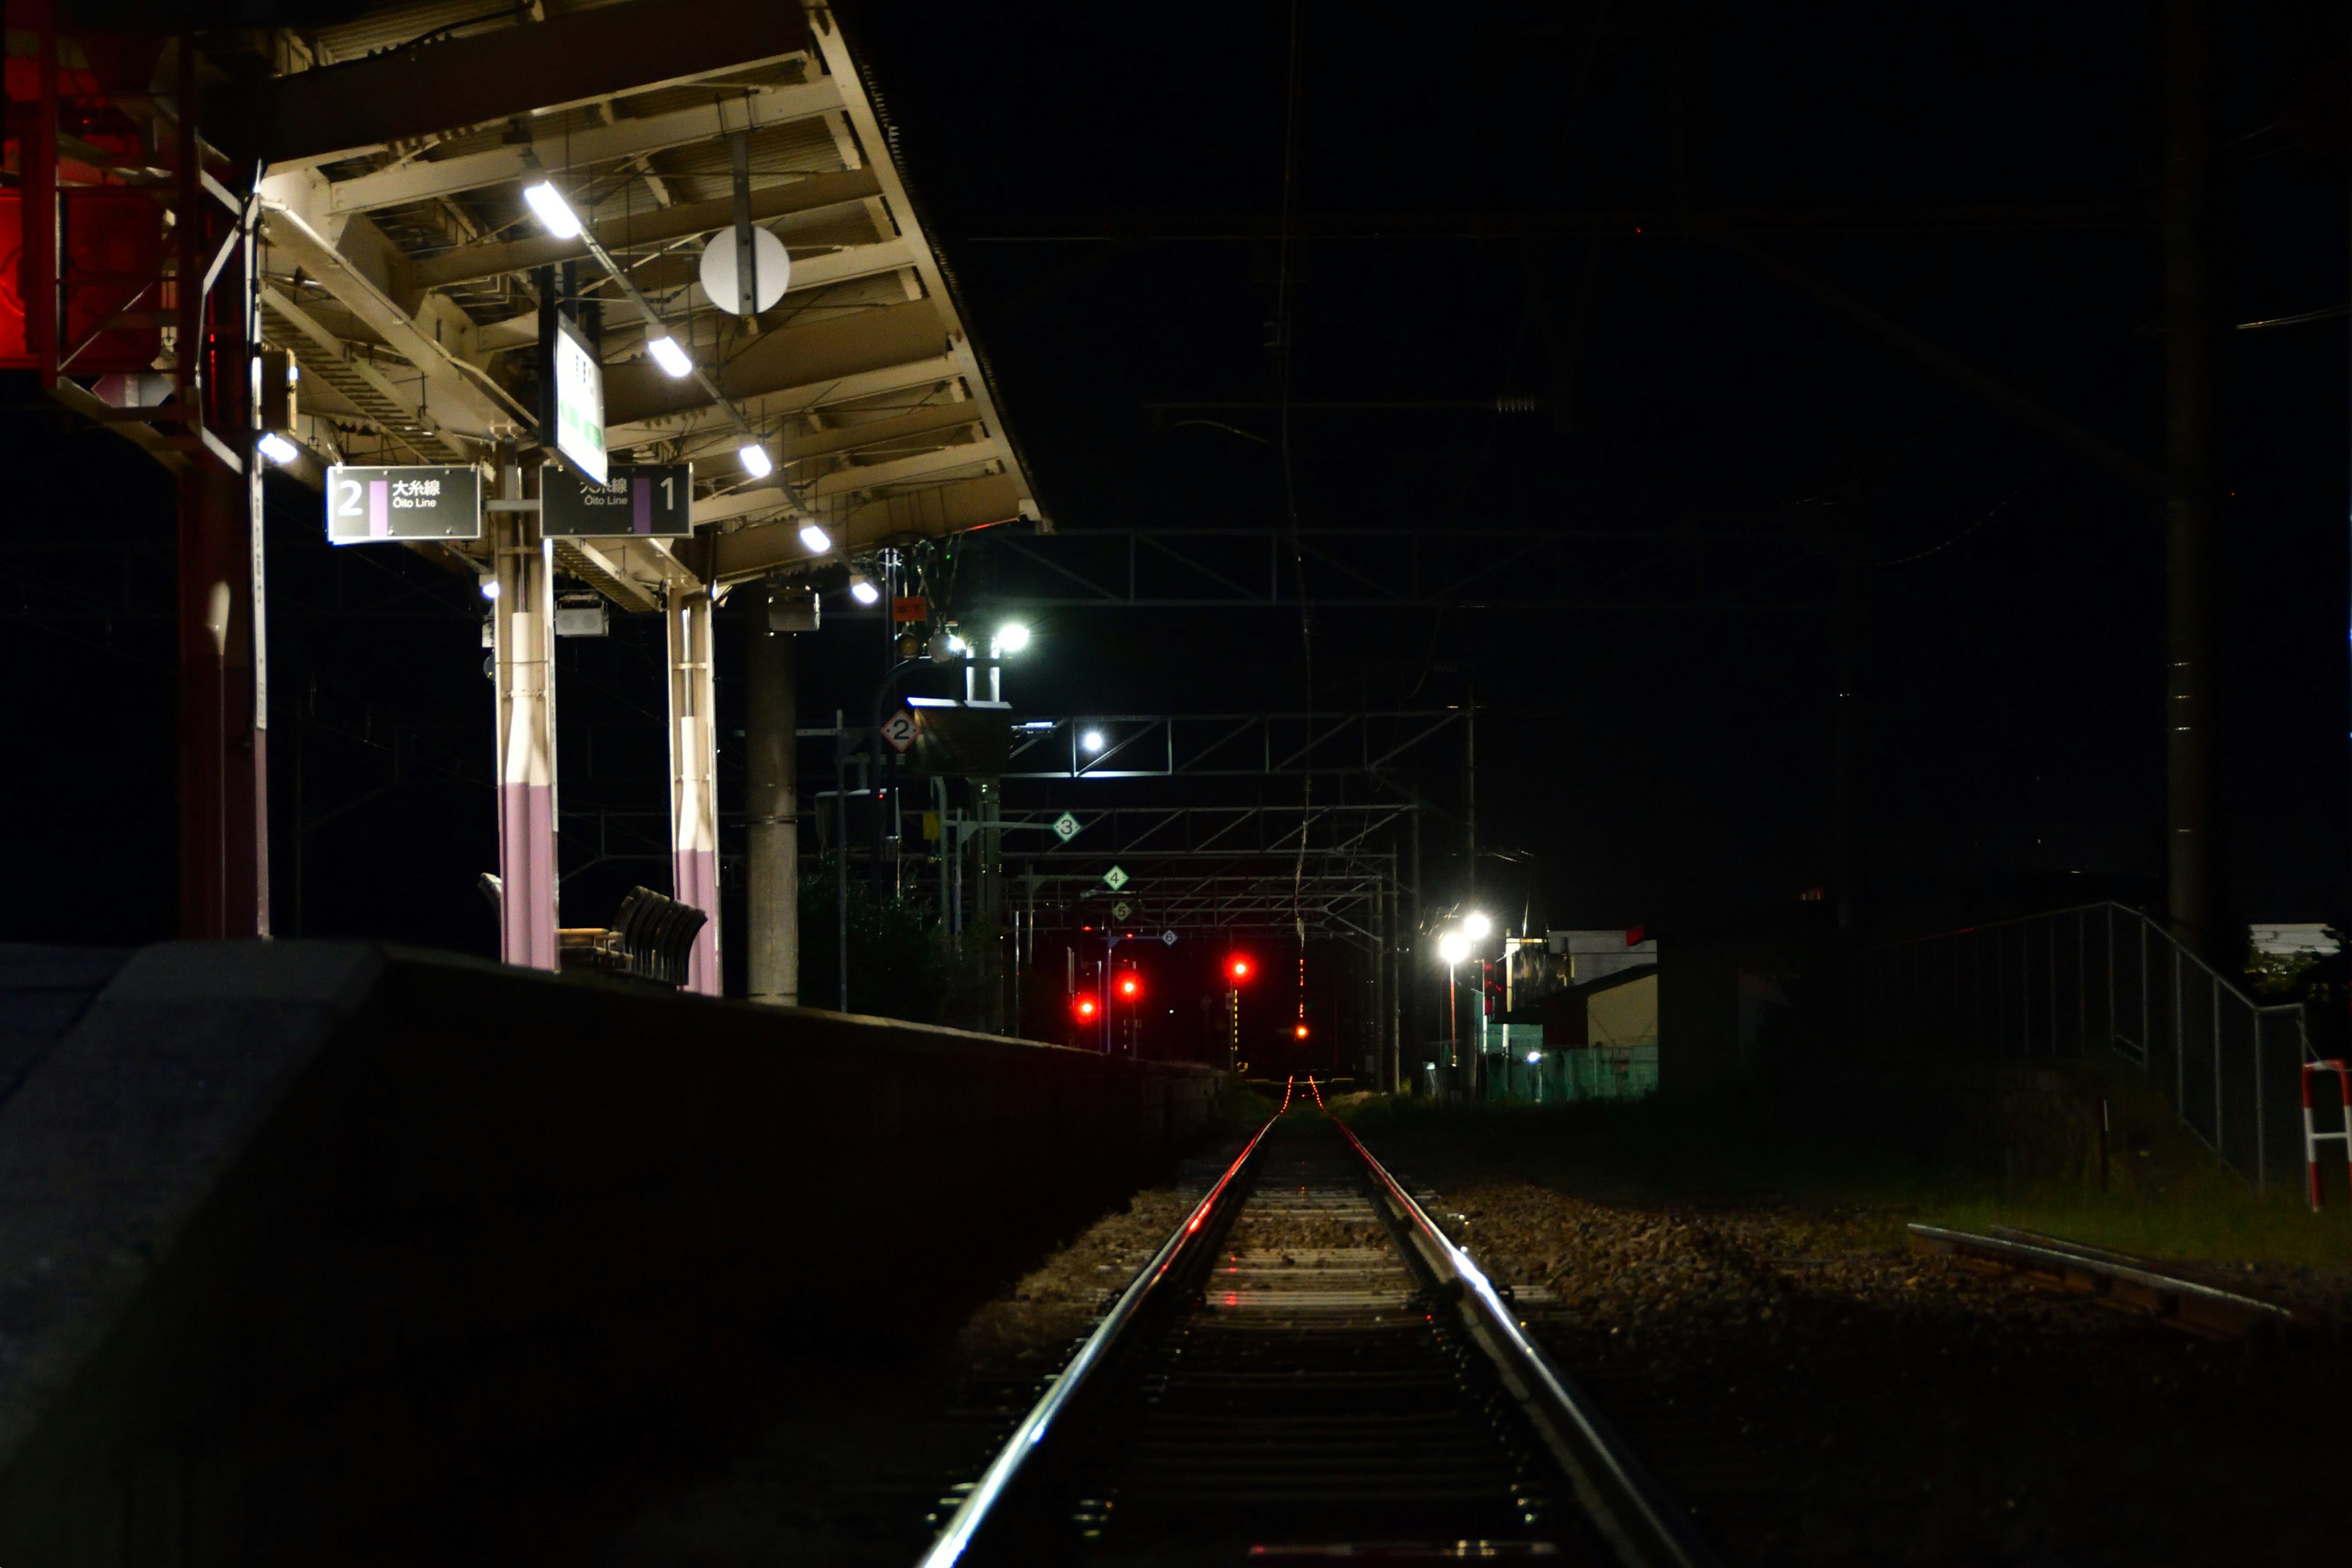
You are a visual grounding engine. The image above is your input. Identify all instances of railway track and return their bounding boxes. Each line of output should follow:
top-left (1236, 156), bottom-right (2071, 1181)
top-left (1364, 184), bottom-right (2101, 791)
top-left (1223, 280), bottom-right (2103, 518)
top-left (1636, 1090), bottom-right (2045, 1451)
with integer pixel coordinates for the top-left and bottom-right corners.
top-left (920, 1099), bottom-right (1722, 1567)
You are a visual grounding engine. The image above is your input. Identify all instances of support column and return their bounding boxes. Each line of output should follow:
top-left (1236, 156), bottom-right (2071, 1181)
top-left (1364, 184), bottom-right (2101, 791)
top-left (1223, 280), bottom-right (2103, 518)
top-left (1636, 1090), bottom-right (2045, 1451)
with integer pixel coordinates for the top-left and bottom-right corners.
top-left (492, 455), bottom-right (557, 968)
top-left (745, 580), bottom-right (799, 1005)
top-left (668, 586), bottom-right (722, 996)
top-left (172, 37), bottom-right (268, 938)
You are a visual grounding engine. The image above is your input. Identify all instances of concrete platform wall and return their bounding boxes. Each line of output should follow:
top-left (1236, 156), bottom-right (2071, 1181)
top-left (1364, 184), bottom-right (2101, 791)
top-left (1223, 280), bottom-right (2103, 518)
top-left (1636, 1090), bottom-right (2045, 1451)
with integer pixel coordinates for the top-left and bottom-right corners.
top-left (0, 941), bottom-right (1226, 1566)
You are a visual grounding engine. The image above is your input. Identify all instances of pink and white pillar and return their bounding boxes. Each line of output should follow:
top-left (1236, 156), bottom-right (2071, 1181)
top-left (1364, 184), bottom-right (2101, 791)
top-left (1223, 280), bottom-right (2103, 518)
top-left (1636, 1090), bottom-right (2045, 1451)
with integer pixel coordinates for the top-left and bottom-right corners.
top-left (667, 585), bottom-right (722, 996)
top-left (492, 461), bottom-right (559, 969)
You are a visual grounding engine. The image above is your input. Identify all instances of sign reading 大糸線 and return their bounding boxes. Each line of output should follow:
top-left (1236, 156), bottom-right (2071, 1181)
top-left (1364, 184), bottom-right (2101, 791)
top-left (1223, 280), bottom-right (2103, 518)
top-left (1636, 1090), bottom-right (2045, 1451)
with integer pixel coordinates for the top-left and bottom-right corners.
top-left (551, 315), bottom-right (606, 485)
top-left (325, 464), bottom-right (482, 543)
top-left (541, 462), bottom-right (693, 538)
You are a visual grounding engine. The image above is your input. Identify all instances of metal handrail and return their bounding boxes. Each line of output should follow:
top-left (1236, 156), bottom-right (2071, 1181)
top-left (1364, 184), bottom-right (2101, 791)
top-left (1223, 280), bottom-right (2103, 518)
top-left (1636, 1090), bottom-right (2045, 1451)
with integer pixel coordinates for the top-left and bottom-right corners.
top-left (916, 1115), bottom-right (1275, 1567)
top-left (1335, 1118), bottom-right (1727, 1568)
top-left (1861, 900), bottom-right (2316, 1188)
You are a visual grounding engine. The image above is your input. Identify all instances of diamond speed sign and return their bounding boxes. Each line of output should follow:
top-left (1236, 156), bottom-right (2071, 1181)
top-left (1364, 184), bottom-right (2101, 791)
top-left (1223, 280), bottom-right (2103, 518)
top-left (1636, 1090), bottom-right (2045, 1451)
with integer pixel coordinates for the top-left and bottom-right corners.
top-left (1051, 811), bottom-right (1082, 843)
top-left (1102, 864), bottom-right (1130, 892)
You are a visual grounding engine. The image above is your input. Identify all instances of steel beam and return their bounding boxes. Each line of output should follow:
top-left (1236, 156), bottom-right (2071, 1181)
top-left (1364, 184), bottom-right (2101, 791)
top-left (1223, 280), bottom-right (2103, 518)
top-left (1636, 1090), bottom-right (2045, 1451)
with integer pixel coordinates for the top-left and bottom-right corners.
top-left (405, 169), bottom-right (886, 296)
top-left (326, 81), bottom-right (843, 214)
top-left (710, 474), bottom-right (1029, 582)
top-left (246, 0), bottom-right (816, 171)
top-left (605, 298), bottom-right (946, 426)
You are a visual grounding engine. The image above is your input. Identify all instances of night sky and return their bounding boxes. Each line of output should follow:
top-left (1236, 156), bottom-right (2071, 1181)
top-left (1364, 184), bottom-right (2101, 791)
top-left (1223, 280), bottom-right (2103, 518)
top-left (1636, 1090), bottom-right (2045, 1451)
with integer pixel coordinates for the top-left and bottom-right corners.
top-left (2, 2), bottom-right (2346, 1066)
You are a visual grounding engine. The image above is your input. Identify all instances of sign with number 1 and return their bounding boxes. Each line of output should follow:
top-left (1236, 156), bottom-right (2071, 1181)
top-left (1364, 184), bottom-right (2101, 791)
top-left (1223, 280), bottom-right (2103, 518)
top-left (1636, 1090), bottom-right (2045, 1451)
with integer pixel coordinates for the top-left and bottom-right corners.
top-left (541, 462), bottom-right (693, 538)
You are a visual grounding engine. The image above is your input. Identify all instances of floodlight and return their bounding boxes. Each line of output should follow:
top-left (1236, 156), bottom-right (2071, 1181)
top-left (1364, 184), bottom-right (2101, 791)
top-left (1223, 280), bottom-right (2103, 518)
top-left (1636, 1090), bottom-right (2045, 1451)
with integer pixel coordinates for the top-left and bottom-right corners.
top-left (994, 622), bottom-right (1031, 654)
top-left (1462, 910), bottom-right (1493, 941)
top-left (1080, 729), bottom-right (1106, 753)
top-left (1437, 930), bottom-right (1469, 965)
top-left (798, 522), bottom-right (832, 554)
top-left (646, 335), bottom-right (693, 378)
top-left (848, 575), bottom-right (881, 606)
top-left (256, 431), bottom-right (299, 466)
top-left (738, 442), bottom-right (774, 478)
top-left (946, 633), bottom-right (968, 654)
top-left (521, 181), bottom-right (582, 240)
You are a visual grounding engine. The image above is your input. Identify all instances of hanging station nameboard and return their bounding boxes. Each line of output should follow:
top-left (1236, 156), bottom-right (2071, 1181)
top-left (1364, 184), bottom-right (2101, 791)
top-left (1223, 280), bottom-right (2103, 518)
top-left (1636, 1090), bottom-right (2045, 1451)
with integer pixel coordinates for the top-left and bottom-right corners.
top-left (549, 314), bottom-right (607, 485)
top-left (541, 462), bottom-right (694, 538)
top-left (324, 464), bottom-right (483, 543)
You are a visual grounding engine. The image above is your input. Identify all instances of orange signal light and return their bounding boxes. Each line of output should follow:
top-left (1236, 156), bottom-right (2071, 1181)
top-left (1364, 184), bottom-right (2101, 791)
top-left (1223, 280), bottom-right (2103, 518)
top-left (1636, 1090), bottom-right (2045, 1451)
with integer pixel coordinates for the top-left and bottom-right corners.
top-left (1294, 1023), bottom-right (1310, 1039)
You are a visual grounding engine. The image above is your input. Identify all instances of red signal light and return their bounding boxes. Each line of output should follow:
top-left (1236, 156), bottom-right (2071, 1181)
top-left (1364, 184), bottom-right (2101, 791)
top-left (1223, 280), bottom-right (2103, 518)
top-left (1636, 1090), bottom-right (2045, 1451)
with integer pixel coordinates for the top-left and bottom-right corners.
top-left (1116, 973), bottom-right (1143, 1002)
top-left (1072, 996), bottom-right (1099, 1022)
top-left (1227, 956), bottom-right (1253, 982)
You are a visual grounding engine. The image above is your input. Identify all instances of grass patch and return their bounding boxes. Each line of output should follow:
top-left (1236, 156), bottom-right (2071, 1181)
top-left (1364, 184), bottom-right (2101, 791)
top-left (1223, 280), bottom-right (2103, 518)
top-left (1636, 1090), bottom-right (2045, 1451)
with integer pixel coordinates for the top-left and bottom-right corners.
top-left (1333, 1086), bottom-right (2352, 1269)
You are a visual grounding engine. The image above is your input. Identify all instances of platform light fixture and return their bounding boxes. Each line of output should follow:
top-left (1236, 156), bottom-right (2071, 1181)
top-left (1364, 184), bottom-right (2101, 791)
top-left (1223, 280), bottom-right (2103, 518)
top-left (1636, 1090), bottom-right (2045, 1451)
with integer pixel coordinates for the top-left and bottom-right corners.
top-left (646, 335), bottom-right (693, 379)
top-left (738, 442), bottom-right (774, 479)
top-left (256, 431), bottom-right (299, 466)
top-left (797, 521), bottom-right (832, 554)
top-left (1526, 1050), bottom-right (1543, 1065)
top-left (521, 180), bottom-right (582, 239)
top-left (479, 578), bottom-right (500, 601)
top-left (848, 573), bottom-right (881, 606)
top-left (1080, 728), bottom-right (1106, 754)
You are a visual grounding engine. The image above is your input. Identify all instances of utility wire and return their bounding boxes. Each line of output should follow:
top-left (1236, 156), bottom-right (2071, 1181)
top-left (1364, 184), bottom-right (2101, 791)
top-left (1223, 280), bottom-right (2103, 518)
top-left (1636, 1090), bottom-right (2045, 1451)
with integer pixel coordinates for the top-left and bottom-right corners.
top-left (1275, 0), bottom-right (1314, 1009)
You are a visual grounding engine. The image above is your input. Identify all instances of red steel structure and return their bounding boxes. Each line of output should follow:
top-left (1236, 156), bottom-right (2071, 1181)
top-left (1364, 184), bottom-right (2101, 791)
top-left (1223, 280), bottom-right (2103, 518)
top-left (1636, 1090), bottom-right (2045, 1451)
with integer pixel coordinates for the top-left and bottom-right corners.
top-left (9, 6), bottom-right (266, 936)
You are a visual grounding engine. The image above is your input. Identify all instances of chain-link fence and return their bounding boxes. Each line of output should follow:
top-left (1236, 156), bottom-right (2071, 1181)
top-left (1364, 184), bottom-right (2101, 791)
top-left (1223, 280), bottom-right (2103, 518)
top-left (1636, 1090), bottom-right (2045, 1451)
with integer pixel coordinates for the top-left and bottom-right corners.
top-left (1857, 902), bottom-right (2312, 1189)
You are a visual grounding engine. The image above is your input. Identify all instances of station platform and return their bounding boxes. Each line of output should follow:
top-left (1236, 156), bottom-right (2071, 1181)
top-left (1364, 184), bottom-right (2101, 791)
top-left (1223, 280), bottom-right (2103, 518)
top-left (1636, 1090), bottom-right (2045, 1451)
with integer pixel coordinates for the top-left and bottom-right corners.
top-left (0, 941), bottom-right (1225, 1564)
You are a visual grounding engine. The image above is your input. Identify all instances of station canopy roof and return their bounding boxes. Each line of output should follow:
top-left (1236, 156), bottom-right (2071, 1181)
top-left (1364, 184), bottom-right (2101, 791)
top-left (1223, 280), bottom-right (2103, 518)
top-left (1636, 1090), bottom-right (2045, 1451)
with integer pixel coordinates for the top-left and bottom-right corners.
top-left (206, 0), bottom-right (1039, 609)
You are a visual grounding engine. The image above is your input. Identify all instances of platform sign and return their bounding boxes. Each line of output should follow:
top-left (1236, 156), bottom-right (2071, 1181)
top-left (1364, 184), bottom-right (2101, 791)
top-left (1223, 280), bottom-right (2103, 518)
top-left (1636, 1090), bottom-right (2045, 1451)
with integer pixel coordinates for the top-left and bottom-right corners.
top-left (1102, 864), bottom-right (1130, 892)
top-left (881, 708), bottom-right (921, 753)
top-left (542, 462), bottom-right (692, 538)
top-left (1051, 811), bottom-right (1082, 843)
top-left (549, 314), bottom-right (606, 484)
top-left (325, 464), bottom-right (481, 543)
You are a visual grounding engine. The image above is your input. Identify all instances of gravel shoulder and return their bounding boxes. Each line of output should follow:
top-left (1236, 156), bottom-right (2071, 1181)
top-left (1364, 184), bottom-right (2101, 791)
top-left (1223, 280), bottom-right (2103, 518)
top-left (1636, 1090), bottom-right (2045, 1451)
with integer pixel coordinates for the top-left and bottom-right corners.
top-left (1358, 1117), bottom-right (2352, 1567)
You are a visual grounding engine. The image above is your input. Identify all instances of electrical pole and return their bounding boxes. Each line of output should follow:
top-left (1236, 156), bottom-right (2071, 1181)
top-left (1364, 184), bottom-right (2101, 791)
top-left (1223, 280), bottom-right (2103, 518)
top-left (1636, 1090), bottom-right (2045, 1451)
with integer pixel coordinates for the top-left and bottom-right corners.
top-left (2164, 0), bottom-right (2222, 960)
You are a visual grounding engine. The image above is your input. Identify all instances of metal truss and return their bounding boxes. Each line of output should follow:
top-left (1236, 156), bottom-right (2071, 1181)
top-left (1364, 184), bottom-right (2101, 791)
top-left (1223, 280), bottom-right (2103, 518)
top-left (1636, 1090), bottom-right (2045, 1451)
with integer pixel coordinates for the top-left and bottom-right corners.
top-left (984, 802), bottom-right (1413, 857)
top-left (965, 527), bottom-right (1826, 612)
top-left (1023, 869), bottom-right (1395, 946)
top-left (1001, 710), bottom-right (1466, 780)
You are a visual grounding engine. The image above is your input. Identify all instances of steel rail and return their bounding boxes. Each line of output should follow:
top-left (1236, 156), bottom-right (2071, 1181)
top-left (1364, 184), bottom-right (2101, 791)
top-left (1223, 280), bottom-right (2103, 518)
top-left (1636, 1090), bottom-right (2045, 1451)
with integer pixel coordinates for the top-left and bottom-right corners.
top-left (1334, 1117), bottom-right (1728, 1568)
top-left (916, 1115), bottom-right (1277, 1568)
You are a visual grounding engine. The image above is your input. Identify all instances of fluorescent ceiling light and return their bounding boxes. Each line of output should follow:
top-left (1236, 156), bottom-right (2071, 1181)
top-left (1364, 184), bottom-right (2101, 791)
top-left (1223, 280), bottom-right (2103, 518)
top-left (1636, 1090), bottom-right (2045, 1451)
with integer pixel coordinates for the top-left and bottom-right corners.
top-left (738, 442), bottom-right (773, 478)
top-left (256, 431), bottom-right (299, 465)
top-left (522, 181), bottom-right (581, 239)
top-left (646, 335), bottom-right (693, 378)
top-left (848, 575), bottom-right (880, 606)
top-left (798, 522), bottom-right (832, 554)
